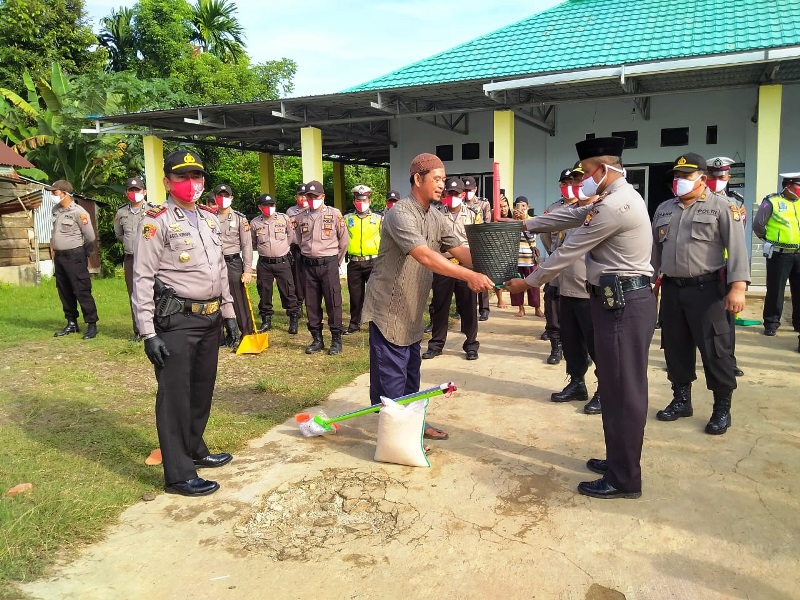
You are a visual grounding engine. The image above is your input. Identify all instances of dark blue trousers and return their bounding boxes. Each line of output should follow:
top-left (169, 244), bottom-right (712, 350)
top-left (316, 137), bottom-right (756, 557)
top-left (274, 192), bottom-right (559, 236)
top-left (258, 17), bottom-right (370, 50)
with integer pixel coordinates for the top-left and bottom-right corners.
top-left (369, 322), bottom-right (421, 406)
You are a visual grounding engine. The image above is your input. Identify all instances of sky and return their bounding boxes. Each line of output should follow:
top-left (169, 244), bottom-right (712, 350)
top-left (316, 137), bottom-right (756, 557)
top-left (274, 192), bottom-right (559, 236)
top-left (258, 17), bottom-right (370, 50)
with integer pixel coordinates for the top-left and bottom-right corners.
top-left (83, 0), bottom-right (563, 97)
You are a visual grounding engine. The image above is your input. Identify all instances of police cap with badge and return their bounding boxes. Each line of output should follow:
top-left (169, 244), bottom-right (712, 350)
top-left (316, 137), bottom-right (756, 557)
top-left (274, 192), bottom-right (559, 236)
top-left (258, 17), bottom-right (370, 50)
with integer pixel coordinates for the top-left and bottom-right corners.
top-left (444, 177), bottom-right (465, 194)
top-left (126, 176), bottom-right (145, 190)
top-left (671, 152), bottom-right (707, 173)
top-left (164, 150), bottom-right (207, 175)
top-left (214, 184), bottom-right (233, 196)
top-left (707, 156), bottom-right (735, 175)
top-left (461, 176), bottom-right (478, 191)
top-left (558, 168), bottom-right (572, 182)
top-left (257, 193), bottom-right (275, 206)
top-left (352, 185), bottom-right (371, 199)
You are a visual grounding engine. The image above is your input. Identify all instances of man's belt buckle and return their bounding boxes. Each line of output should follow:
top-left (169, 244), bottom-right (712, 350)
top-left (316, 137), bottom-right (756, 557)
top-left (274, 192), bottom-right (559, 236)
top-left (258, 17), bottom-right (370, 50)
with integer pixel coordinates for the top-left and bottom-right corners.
top-left (191, 300), bottom-right (220, 315)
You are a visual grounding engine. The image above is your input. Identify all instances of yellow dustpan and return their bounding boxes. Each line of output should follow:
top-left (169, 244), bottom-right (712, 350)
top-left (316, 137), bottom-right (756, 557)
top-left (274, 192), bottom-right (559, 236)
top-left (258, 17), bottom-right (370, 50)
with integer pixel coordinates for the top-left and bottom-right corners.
top-left (236, 284), bottom-right (269, 354)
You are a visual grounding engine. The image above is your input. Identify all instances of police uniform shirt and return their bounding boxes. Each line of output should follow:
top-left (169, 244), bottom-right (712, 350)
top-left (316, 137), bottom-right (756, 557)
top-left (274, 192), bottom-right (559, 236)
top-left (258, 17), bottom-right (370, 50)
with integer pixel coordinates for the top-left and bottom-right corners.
top-left (251, 212), bottom-right (294, 258)
top-left (218, 210), bottom-right (254, 268)
top-left (114, 203), bottom-right (146, 255)
top-left (466, 196), bottom-right (492, 223)
top-left (522, 178), bottom-right (654, 288)
top-left (132, 199), bottom-right (235, 337)
top-left (295, 205), bottom-right (349, 259)
top-left (344, 210), bottom-right (383, 257)
top-left (52, 201), bottom-right (96, 251)
top-left (286, 205), bottom-right (304, 220)
top-left (438, 204), bottom-right (482, 258)
top-left (651, 189), bottom-right (750, 284)
top-left (540, 198), bottom-right (566, 254)
top-left (547, 211), bottom-right (589, 299)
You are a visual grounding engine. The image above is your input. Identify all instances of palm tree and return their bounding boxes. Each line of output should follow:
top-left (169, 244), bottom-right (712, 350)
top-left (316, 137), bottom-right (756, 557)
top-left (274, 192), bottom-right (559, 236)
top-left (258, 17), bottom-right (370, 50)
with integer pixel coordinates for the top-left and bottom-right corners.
top-left (98, 7), bottom-right (139, 73)
top-left (189, 0), bottom-right (246, 64)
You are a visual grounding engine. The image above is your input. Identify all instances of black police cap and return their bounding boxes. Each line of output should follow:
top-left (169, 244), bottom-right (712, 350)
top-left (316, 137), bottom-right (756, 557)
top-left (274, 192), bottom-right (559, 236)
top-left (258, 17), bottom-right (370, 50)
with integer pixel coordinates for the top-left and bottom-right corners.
top-left (257, 194), bottom-right (275, 205)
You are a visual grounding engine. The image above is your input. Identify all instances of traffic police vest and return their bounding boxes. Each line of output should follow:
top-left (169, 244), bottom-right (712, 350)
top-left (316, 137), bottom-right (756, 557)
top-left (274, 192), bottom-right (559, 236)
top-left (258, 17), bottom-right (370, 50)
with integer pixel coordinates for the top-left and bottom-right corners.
top-left (764, 194), bottom-right (800, 247)
top-left (346, 212), bottom-right (382, 256)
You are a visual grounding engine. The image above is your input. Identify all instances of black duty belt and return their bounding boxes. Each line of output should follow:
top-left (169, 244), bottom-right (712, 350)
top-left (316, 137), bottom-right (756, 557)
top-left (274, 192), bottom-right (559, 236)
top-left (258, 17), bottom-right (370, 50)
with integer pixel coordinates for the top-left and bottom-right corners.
top-left (588, 275), bottom-right (651, 297)
top-left (260, 254), bottom-right (290, 264)
top-left (662, 272), bottom-right (718, 287)
top-left (348, 255), bottom-right (376, 262)
top-left (769, 240), bottom-right (800, 250)
top-left (302, 255), bottom-right (337, 266)
top-left (175, 297), bottom-right (221, 316)
top-left (773, 247), bottom-right (800, 254)
top-left (223, 253), bottom-right (241, 262)
top-left (54, 248), bottom-right (84, 257)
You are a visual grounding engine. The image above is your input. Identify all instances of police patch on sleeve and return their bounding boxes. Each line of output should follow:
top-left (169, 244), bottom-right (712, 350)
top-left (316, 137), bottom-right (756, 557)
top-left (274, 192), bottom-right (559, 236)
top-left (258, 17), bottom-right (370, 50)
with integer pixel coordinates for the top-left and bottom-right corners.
top-left (142, 223), bottom-right (157, 240)
top-left (729, 204), bottom-right (740, 221)
top-left (583, 208), bottom-right (599, 227)
top-left (80, 214), bottom-right (89, 226)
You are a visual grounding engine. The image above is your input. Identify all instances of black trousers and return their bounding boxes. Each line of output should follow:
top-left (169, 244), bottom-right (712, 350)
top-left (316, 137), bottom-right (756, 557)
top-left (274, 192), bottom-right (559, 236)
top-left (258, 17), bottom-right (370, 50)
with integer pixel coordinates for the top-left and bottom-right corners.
top-left (123, 253), bottom-right (138, 335)
top-left (661, 279), bottom-right (736, 392)
top-left (290, 244), bottom-right (305, 305)
top-left (346, 259), bottom-right (374, 328)
top-left (543, 284), bottom-right (560, 341)
top-left (257, 257), bottom-right (299, 318)
top-left (153, 311), bottom-right (221, 484)
top-left (560, 296), bottom-right (595, 378)
top-left (54, 248), bottom-right (98, 323)
top-left (763, 251), bottom-right (800, 332)
top-left (303, 257), bottom-right (343, 333)
top-left (478, 290), bottom-right (490, 312)
top-left (427, 272), bottom-right (479, 353)
top-left (223, 255), bottom-right (254, 336)
top-left (591, 287), bottom-right (656, 494)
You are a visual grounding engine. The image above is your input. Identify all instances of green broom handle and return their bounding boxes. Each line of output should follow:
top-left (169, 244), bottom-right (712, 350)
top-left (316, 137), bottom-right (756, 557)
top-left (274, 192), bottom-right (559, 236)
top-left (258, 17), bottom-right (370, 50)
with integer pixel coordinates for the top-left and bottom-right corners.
top-left (326, 382), bottom-right (456, 424)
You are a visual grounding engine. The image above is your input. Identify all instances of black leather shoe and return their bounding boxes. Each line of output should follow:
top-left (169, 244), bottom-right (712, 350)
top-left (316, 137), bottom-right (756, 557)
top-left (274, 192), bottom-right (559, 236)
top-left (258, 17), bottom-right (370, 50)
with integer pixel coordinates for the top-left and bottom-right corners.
top-left (424, 323), bottom-right (433, 334)
top-left (258, 316), bottom-right (272, 333)
top-left (586, 458), bottom-right (607, 474)
top-left (54, 320), bottom-right (79, 337)
top-left (656, 383), bottom-right (693, 421)
top-left (577, 477), bottom-right (640, 499)
top-left (465, 350), bottom-right (479, 360)
top-left (342, 325), bottom-right (360, 336)
top-left (764, 328), bottom-right (777, 336)
top-left (165, 477), bottom-right (220, 496)
top-left (583, 391), bottom-right (601, 415)
top-left (422, 349), bottom-right (442, 360)
top-left (540, 330), bottom-right (551, 341)
top-left (551, 377), bottom-right (588, 402)
top-left (478, 309), bottom-right (489, 321)
top-left (288, 315), bottom-right (299, 335)
top-left (193, 453), bottom-right (233, 468)
top-left (82, 323), bottom-right (97, 340)
top-left (733, 366), bottom-right (744, 377)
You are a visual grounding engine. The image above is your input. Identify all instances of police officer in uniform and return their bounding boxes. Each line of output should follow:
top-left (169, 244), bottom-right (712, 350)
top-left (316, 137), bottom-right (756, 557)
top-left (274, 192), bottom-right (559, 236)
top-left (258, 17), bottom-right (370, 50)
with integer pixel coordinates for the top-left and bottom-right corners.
top-left (251, 194), bottom-right (300, 334)
top-left (652, 153), bottom-right (749, 435)
top-left (50, 179), bottom-right (99, 339)
top-left (343, 185), bottom-right (383, 335)
top-left (707, 156), bottom-right (746, 377)
top-left (506, 137), bottom-right (656, 499)
top-left (463, 175), bottom-right (492, 321)
top-left (132, 150), bottom-right (237, 497)
top-left (286, 183), bottom-right (308, 310)
top-left (295, 180), bottom-right (349, 355)
top-left (753, 172), bottom-right (800, 351)
top-left (213, 184), bottom-right (254, 344)
top-left (423, 177), bottom-right (482, 360)
top-left (385, 190), bottom-right (401, 211)
top-left (114, 176), bottom-right (147, 341)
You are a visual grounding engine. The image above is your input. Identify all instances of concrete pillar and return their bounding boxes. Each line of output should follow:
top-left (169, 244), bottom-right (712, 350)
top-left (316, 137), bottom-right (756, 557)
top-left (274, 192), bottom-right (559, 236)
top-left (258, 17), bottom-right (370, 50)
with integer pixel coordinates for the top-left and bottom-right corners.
top-left (493, 110), bottom-right (515, 202)
top-left (143, 135), bottom-right (165, 204)
top-left (258, 152), bottom-right (276, 195)
top-left (385, 167), bottom-right (391, 195)
top-left (301, 126), bottom-right (323, 183)
top-left (755, 85), bottom-right (782, 207)
top-left (332, 161), bottom-right (346, 213)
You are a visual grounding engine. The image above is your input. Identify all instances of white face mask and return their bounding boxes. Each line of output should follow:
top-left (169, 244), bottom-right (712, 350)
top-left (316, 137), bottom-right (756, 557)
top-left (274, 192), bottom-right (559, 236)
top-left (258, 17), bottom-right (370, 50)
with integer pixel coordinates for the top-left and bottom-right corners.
top-left (582, 164), bottom-right (624, 196)
top-left (673, 176), bottom-right (701, 198)
top-left (127, 191), bottom-right (145, 203)
top-left (466, 191), bottom-right (476, 201)
top-left (310, 198), bottom-right (324, 210)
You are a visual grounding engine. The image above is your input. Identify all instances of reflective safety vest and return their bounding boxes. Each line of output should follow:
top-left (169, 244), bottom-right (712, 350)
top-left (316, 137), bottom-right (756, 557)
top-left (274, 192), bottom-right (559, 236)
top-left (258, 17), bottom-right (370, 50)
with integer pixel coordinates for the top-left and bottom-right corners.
top-left (764, 194), bottom-right (800, 247)
top-left (346, 212), bottom-right (382, 256)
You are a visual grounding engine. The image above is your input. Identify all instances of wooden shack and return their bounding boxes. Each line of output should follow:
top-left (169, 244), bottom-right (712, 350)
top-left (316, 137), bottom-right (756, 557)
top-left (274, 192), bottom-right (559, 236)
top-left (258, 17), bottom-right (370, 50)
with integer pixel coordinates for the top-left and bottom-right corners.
top-left (0, 144), bottom-right (40, 285)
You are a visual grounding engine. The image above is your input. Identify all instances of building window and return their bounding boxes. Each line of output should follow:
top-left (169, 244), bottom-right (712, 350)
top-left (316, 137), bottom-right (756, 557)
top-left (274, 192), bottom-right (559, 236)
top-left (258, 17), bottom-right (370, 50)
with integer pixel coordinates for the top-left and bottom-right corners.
top-left (489, 142), bottom-right (494, 159)
top-left (462, 143), bottom-right (480, 160)
top-left (661, 127), bottom-right (689, 147)
top-left (611, 130), bottom-right (638, 149)
top-left (585, 133), bottom-right (595, 140)
top-left (436, 144), bottom-right (453, 162)
top-left (706, 126), bottom-right (718, 145)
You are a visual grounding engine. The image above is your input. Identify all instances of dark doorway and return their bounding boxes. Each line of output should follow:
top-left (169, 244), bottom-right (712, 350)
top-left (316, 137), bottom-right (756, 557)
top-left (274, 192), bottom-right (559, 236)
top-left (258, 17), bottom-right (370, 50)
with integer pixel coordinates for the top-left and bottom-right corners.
top-left (647, 162), bottom-right (676, 219)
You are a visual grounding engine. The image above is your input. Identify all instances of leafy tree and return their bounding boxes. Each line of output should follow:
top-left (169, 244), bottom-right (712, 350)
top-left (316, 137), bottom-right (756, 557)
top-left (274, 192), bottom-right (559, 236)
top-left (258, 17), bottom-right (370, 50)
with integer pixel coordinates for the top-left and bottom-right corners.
top-left (98, 7), bottom-right (139, 73)
top-left (0, 0), bottom-right (106, 91)
top-left (189, 0), bottom-right (245, 64)
top-left (132, 0), bottom-right (193, 79)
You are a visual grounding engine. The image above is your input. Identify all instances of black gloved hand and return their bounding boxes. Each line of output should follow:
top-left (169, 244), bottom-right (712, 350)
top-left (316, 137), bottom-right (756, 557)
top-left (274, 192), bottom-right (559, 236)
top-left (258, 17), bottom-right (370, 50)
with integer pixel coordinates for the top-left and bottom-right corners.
top-left (144, 335), bottom-right (170, 368)
top-left (223, 318), bottom-right (240, 352)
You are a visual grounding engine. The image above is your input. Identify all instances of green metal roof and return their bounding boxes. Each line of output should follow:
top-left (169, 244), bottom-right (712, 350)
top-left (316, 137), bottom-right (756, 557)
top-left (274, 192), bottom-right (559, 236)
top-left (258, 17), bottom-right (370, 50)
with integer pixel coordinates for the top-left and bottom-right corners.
top-left (345, 0), bottom-right (800, 92)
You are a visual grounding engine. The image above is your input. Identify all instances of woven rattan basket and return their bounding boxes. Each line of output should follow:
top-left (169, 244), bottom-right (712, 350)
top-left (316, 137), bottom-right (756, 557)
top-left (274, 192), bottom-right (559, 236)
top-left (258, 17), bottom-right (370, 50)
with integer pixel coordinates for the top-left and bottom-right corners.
top-left (464, 221), bottom-right (522, 285)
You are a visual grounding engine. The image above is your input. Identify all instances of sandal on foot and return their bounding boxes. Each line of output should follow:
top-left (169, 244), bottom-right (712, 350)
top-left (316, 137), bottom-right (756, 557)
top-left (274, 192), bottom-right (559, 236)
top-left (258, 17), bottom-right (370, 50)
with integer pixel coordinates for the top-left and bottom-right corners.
top-left (424, 426), bottom-right (449, 440)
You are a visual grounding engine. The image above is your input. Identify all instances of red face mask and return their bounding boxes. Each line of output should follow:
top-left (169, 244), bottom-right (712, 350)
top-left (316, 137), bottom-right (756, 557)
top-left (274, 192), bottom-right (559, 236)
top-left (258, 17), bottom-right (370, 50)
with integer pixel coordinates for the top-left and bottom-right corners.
top-left (442, 194), bottom-right (463, 209)
top-left (214, 195), bottom-right (232, 209)
top-left (126, 190), bottom-right (145, 203)
top-left (707, 179), bottom-right (728, 193)
top-left (297, 197), bottom-right (308, 208)
top-left (559, 184), bottom-right (572, 199)
top-left (386, 201), bottom-right (395, 210)
top-left (787, 184), bottom-right (800, 198)
top-left (260, 206), bottom-right (275, 217)
top-left (354, 201), bottom-right (370, 213)
top-left (170, 178), bottom-right (204, 203)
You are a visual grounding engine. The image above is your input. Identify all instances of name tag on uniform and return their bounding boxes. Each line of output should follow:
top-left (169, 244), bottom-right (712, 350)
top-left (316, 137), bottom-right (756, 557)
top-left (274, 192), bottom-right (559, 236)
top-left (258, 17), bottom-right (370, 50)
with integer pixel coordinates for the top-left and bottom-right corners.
top-left (301, 225), bottom-right (309, 234)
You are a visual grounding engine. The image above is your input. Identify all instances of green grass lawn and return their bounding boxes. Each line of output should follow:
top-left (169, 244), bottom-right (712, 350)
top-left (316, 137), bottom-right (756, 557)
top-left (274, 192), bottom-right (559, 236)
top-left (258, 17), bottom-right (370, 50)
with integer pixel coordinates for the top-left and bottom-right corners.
top-left (0, 276), bottom-right (369, 594)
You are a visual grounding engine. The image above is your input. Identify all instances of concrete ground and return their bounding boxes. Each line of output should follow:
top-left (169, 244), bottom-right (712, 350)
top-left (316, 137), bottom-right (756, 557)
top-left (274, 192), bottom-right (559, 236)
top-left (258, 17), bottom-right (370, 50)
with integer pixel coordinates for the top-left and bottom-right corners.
top-left (22, 300), bottom-right (800, 600)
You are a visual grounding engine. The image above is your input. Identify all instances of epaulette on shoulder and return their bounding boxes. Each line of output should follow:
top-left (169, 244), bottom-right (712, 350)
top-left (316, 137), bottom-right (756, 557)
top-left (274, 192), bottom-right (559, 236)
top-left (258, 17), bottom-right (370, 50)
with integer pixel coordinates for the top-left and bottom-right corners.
top-left (197, 203), bottom-right (215, 214)
top-left (233, 209), bottom-right (246, 218)
top-left (146, 204), bottom-right (167, 218)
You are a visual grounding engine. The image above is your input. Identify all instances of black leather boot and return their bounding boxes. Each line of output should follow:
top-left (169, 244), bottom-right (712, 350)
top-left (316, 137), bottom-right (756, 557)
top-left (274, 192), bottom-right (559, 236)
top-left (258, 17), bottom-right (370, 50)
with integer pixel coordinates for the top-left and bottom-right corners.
top-left (288, 314), bottom-right (299, 335)
top-left (82, 323), bottom-right (97, 340)
top-left (258, 316), bottom-right (272, 333)
top-left (54, 320), bottom-right (79, 337)
top-left (583, 390), bottom-right (601, 414)
top-left (547, 338), bottom-right (562, 364)
top-left (305, 331), bottom-right (325, 354)
top-left (551, 376), bottom-right (588, 402)
top-left (328, 331), bottom-right (343, 355)
top-left (705, 390), bottom-right (732, 435)
top-left (656, 383), bottom-right (693, 421)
